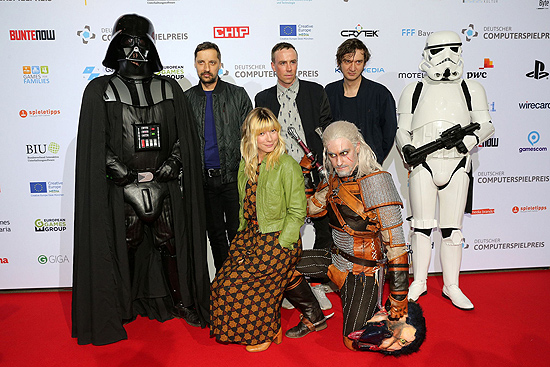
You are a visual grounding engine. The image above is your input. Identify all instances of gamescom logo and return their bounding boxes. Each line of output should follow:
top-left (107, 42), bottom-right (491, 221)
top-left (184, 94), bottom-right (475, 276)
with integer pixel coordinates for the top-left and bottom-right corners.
top-left (23, 66), bottom-right (49, 84)
top-left (76, 25), bottom-right (96, 44)
top-left (213, 26), bottom-right (249, 39)
top-left (280, 24), bottom-right (314, 40)
top-left (38, 254), bottom-right (70, 265)
top-left (512, 205), bottom-right (547, 214)
top-left (526, 60), bottom-right (549, 79)
top-left (461, 24), bottom-right (478, 42)
top-left (9, 29), bottom-right (55, 41)
top-left (0, 220), bottom-right (11, 234)
top-left (518, 131), bottom-right (548, 153)
top-left (35, 218), bottom-right (67, 232)
top-left (20, 109), bottom-right (61, 118)
top-left (30, 181), bottom-right (64, 196)
top-left (341, 24), bottom-right (379, 38)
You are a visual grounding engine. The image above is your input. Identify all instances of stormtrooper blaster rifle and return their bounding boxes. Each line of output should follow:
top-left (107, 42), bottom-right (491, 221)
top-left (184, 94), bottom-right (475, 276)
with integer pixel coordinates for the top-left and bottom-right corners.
top-left (287, 126), bottom-right (328, 182)
top-left (403, 122), bottom-right (480, 167)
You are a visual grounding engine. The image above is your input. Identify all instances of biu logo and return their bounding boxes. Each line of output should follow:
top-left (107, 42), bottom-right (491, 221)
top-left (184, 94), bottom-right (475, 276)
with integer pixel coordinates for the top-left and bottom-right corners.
top-left (526, 60), bottom-right (549, 79)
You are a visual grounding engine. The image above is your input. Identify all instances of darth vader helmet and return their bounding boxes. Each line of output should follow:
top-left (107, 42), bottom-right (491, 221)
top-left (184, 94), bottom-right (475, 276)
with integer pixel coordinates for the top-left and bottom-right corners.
top-left (102, 14), bottom-right (163, 74)
top-left (419, 31), bottom-right (463, 81)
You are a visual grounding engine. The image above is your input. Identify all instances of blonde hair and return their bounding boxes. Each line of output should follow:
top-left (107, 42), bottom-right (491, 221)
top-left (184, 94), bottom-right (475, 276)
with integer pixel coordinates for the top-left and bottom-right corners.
top-left (322, 120), bottom-right (381, 178)
top-left (240, 107), bottom-right (286, 182)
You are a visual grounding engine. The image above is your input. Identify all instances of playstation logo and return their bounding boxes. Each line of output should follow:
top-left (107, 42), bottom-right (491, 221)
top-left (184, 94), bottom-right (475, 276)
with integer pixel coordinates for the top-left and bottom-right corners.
top-left (526, 60), bottom-right (549, 79)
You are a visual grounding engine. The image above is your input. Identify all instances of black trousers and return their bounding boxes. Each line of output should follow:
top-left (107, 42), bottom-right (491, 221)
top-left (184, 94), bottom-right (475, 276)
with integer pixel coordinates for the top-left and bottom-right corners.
top-left (204, 176), bottom-right (240, 271)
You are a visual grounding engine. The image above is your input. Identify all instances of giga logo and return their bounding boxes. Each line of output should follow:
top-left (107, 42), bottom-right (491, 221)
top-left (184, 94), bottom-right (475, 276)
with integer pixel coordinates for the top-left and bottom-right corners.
top-left (38, 255), bottom-right (70, 264)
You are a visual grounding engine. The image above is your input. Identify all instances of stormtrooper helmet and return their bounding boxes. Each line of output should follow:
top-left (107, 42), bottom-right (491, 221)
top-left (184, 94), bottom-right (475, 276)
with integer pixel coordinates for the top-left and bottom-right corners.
top-left (419, 31), bottom-right (463, 81)
top-left (102, 14), bottom-right (163, 74)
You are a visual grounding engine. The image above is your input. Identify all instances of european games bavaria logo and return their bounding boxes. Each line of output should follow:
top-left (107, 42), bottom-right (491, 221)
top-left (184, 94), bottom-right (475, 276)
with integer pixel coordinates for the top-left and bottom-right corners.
top-left (23, 66), bottom-right (49, 84)
top-left (213, 26), bottom-right (249, 39)
top-left (461, 24), bottom-right (478, 42)
top-left (76, 25), bottom-right (96, 44)
top-left (341, 25), bottom-right (379, 38)
top-left (526, 60), bottom-right (549, 79)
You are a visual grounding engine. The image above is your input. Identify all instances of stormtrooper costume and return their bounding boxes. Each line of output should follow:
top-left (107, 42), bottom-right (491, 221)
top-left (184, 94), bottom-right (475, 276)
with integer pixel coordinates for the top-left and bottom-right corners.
top-left (395, 31), bottom-right (494, 310)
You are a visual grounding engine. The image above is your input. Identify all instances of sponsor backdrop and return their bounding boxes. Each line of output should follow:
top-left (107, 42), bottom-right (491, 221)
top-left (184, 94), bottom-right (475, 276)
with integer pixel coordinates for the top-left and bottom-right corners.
top-left (0, 0), bottom-right (548, 289)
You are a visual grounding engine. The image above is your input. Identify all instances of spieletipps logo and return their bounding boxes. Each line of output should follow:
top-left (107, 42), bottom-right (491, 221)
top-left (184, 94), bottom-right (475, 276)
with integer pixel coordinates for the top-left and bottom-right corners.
top-left (26, 142), bottom-right (61, 163)
top-left (30, 181), bottom-right (63, 196)
top-left (9, 29), bottom-right (55, 41)
top-left (20, 109), bottom-right (60, 118)
top-left (76, 25), bottom-right (96, 44)
top-left (512, 205), bottom-right (547, 214)
top-left (38, 254), bottom-right (70, 264)
top-left (341, 24), bottom-right (379, 38)
top-left (35, 218), bottom-right (67, 232)
top-left (213, 26), bottom-right (249, 39)
top-left (23, 66), bottom-right (49, 84)
top-left (280, 24), bottom-right (314, 40)
top-left (0, 220), bottom-right (11, 234)
top-left (526, 60), bottom-right (549, 79)
top-left (518, 131), bottom-right (548, 154)
top-left (461, 24), bottom-right (479, 42)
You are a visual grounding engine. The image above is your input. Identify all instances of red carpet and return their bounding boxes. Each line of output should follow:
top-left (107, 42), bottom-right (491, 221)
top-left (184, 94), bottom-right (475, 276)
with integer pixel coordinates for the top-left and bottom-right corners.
top-left (1, 270), bottom-right (549, 367)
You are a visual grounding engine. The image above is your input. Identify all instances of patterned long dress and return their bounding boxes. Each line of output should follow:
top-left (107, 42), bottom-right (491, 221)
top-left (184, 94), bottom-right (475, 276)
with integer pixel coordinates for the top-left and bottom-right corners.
top-left (210, 177), bottom-right (302, 345)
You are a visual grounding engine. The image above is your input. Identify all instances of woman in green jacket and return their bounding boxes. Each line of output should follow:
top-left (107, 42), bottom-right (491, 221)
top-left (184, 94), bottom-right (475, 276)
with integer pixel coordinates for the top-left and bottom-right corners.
top-left (210, 107), bottom-right (306, 352)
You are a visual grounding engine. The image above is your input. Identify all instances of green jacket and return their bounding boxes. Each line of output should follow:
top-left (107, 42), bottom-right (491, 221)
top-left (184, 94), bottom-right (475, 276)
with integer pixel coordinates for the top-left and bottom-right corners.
top-left (237, 154), bottom-right (306, 249)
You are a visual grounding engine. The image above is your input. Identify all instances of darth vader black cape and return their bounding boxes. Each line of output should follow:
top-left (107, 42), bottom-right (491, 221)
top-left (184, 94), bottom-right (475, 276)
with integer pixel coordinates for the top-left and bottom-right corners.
top-left (72, 74), bottom-right (209, 346)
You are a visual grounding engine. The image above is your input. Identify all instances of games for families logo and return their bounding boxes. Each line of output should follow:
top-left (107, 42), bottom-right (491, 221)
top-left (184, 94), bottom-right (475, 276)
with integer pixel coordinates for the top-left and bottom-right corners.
top-left (23, 65), bottom-right (49, 84)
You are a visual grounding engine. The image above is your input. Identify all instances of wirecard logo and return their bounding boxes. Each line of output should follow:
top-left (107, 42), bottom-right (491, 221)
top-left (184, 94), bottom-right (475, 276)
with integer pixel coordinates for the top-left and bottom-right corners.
top-left (76, 25), bottom-right (96, 44)
top-left (461, 24), bottom-right (478, 41)
top-left (10, 30), bottom-right (55, 41)
top-left (518, 101), bottom-right (550, 109)
top-left (526, 60), bottom-right (549, 79)
top-left (213, 26), bottom-right (249, 39)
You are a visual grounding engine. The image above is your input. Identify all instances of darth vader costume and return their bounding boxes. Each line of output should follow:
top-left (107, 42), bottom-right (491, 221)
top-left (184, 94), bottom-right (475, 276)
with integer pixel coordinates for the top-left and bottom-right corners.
top-left (72, 14), bottom-right (209, 345)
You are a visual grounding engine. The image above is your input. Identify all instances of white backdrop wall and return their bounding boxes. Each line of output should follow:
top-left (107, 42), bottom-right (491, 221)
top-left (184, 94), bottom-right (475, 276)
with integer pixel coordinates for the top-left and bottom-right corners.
top-left (0, 0), bottom-right (549, 289)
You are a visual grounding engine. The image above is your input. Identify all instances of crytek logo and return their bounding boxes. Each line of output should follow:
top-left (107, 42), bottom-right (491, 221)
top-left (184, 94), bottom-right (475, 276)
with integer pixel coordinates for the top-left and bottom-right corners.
top-left (213, 26), bottom-right (249, 39)
top-left (479, 58), bottom-right (494, 69)
top-left (76, 25), bottom-right (95, 44)
top-left (341, 25), bottom-right (378, 38)
top-left (526, 60), bottom-right (549, 79)
top-left (461, 24), bottom-right (478, 42)
top-left (402, 29), bottom-right (415, 36)
top-left (10, 30), bottom-right (55, 41)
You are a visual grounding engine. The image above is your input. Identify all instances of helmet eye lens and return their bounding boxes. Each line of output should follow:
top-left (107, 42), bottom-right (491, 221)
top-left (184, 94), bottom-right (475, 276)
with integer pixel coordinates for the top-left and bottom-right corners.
top-left (451, 46), bottom-right (459, 53)
top-left (430, 48), bottom-right (443, 55)
top-left (120, 35), bottom-right (147, 48)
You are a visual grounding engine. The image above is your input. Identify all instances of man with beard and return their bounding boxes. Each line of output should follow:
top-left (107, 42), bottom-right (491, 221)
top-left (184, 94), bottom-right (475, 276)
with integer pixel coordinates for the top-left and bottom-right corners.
top-left (72, 14), bottom-right (209, 345)
top-left (301, 121), bottom-right (425, 354)
top-left (185, 42), bottom-right (252, 272)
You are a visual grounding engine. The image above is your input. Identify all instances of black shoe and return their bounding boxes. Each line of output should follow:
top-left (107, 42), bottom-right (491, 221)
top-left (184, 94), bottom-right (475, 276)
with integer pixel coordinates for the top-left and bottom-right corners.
top-left (172, 302), bottom-right (201, 327)
top-left (285, 315), bottom-right (327, 338)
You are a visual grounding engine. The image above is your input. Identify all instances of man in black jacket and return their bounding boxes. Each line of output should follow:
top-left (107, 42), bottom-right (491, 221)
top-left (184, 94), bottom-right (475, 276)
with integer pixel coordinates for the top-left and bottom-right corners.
top-left (325, 38), bottom-right (397, 165)
top-left (255, 42), bottom-right (333, 339)
top-left (185, 42), bottom-right (252, 272)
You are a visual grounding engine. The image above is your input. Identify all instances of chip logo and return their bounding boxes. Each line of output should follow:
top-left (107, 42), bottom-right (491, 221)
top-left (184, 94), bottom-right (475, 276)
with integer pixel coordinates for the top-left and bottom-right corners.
top-left (213, 26), bottom-right (249, 39)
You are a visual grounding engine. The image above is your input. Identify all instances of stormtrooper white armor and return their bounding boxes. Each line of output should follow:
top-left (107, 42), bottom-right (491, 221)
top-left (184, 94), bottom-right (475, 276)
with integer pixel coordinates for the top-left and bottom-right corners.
top-left (395, 31), bottom-right (494, 310)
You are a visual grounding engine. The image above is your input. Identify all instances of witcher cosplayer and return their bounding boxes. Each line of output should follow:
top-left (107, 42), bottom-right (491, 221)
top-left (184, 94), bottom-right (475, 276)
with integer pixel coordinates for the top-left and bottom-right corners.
top-left (300, 121), bottom-right (425, 354)
top-left (72, 14), bottom-right (209, 345)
